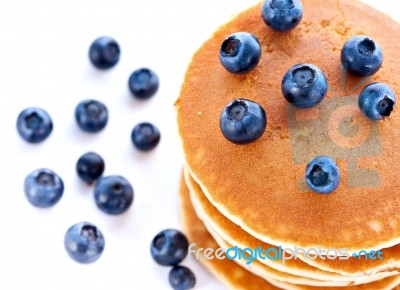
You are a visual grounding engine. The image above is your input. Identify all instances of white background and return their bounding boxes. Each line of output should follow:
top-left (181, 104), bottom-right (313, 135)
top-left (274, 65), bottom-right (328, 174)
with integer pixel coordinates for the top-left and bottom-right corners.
top-left (0, 0), bottom-right (398, 289)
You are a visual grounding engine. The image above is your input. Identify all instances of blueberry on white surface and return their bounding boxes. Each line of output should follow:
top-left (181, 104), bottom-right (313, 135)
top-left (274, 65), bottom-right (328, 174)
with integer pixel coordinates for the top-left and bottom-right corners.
top-left (64, 222), bottom-right (105, 264)
top-left (151, 229), bottom-right (189, 266)
top-left (24, 168), bottom-right (64, 208)
top-left (94, 175), bottom-right (134, 215)
top-left (75, 99), bottom-right (108, 133)
top-left (16, 107), bottom-right (53, 143)
top-left (76, 152), bottom-right (105, 184)
top-left (169, 265), bottom-right (196, 290)
top-left (89, 36), bottom-right (120, 69)
top-left (131, 122), bottom-right (161, 151)
top-left (128, 68), bottom-right (159, 100)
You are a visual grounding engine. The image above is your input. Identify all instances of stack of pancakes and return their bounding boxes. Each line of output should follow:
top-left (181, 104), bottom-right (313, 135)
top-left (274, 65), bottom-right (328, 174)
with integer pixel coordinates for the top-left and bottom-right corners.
top-left (175, 0), bottom-right (400, 289)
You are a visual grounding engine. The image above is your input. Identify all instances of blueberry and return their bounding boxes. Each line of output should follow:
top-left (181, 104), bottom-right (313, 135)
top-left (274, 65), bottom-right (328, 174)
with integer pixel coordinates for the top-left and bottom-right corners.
top-left (128, 68), bottom-right (159, 100)
top-left (169, 266), bottom-right (196, 290)
top-left (219, 32), bottom-right (261, 74)
top-left (358, 82), bottom-right (396, 120)
top-left (24, 168), bottom-right (64, 207)
top-left (220, 98), bottom-right (267, 145)
top-left (282, 63), bottom-right (328, 108)
top-left (305, 156), bottom-right (340, 194)
top-left (64, 222), bottom-right (105, 264)
top-left (75, 99), bottom-right (108, 133)
top-left (341, 36), bottom-right (383, 77)
top-left (261, 0), bottom-right (303, 32)
top-left (94, 175), bottom-right (134, 215)
top-left (76, 152), bottom-right (105, 184)
top-left (16, 107), bottom-right (53, 143)
top-left (88, 36), bottom-right (120, 69)
top-left (131, 122), bottom-right (161, 151)
top-left (150, 229), bottom-right (189, 266)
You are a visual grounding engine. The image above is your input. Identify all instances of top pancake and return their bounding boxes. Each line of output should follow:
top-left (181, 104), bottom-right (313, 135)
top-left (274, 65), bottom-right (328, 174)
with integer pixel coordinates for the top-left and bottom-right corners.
top-left (176, 0), bottom-right (400, 252)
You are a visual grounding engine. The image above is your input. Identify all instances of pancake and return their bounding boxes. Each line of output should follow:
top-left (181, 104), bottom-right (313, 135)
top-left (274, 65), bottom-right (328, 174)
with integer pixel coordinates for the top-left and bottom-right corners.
top-left (191, 181), bottom-right (397, 287)
top-left (202, 218), bottom-right (394, 287)
top-left (184, 167), bottom-right (400, 277)
top-left (183, 167), bottom-right (350, 281)
top-left (179, 171), bottom-right (279, 290)
top-left (179, 172), bottom-right (400, 290)
top-left (176, 0), bottom-right (400, 253)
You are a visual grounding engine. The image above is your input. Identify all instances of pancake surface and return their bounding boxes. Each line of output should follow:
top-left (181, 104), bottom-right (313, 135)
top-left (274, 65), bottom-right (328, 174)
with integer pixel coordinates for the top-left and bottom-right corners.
top-left (176, 0), bottom-right (400, 252)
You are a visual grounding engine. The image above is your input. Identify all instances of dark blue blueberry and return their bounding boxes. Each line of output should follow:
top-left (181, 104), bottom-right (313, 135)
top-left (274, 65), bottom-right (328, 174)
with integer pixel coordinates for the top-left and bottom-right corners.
top-left (88, 36), bottom-right (120, 69)
top-left (220, 99), bottom-right (267, 145)
top-left (24, 168), bottom-right (64, 208)
top-left (150, 229), bottom-right (189, 266)
top-left (219, 32), bottom-right (261, 74)
top-left (341, 36), bottom-right (383, 77)
top-left (169, 266), bottom-right (196, 290)
top-left (128, 68), bottom-right (159, 100)
top-left (64, 222), bottom-right (105, 264)
top-left (76, 152), bottom-right (105, 184)
top-left (131, 122), bottom-right (161, 151)
top-left (75, 99), bottom-right (108, 133)
top-left (282, 63), bottom-right (328, 108)
top-left (358, 82), bottom-right (396, 120)
top-left (16, 107), bottom-right (53, 143)
top-left (94, 175), bottom-right (134, 215)
top-left (305, 156), bottom-right (340, 194)
top-left (261, 0), bottom-right (303, 32)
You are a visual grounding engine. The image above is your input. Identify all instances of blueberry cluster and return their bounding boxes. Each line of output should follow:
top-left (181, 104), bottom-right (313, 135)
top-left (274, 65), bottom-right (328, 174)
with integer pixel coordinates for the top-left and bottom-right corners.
top-left (17, 36), bottom-right (167, 266)
top-left (218, 0), bottom-right (396, 194)
top-left (151, 229), bottom-right (196, 290)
